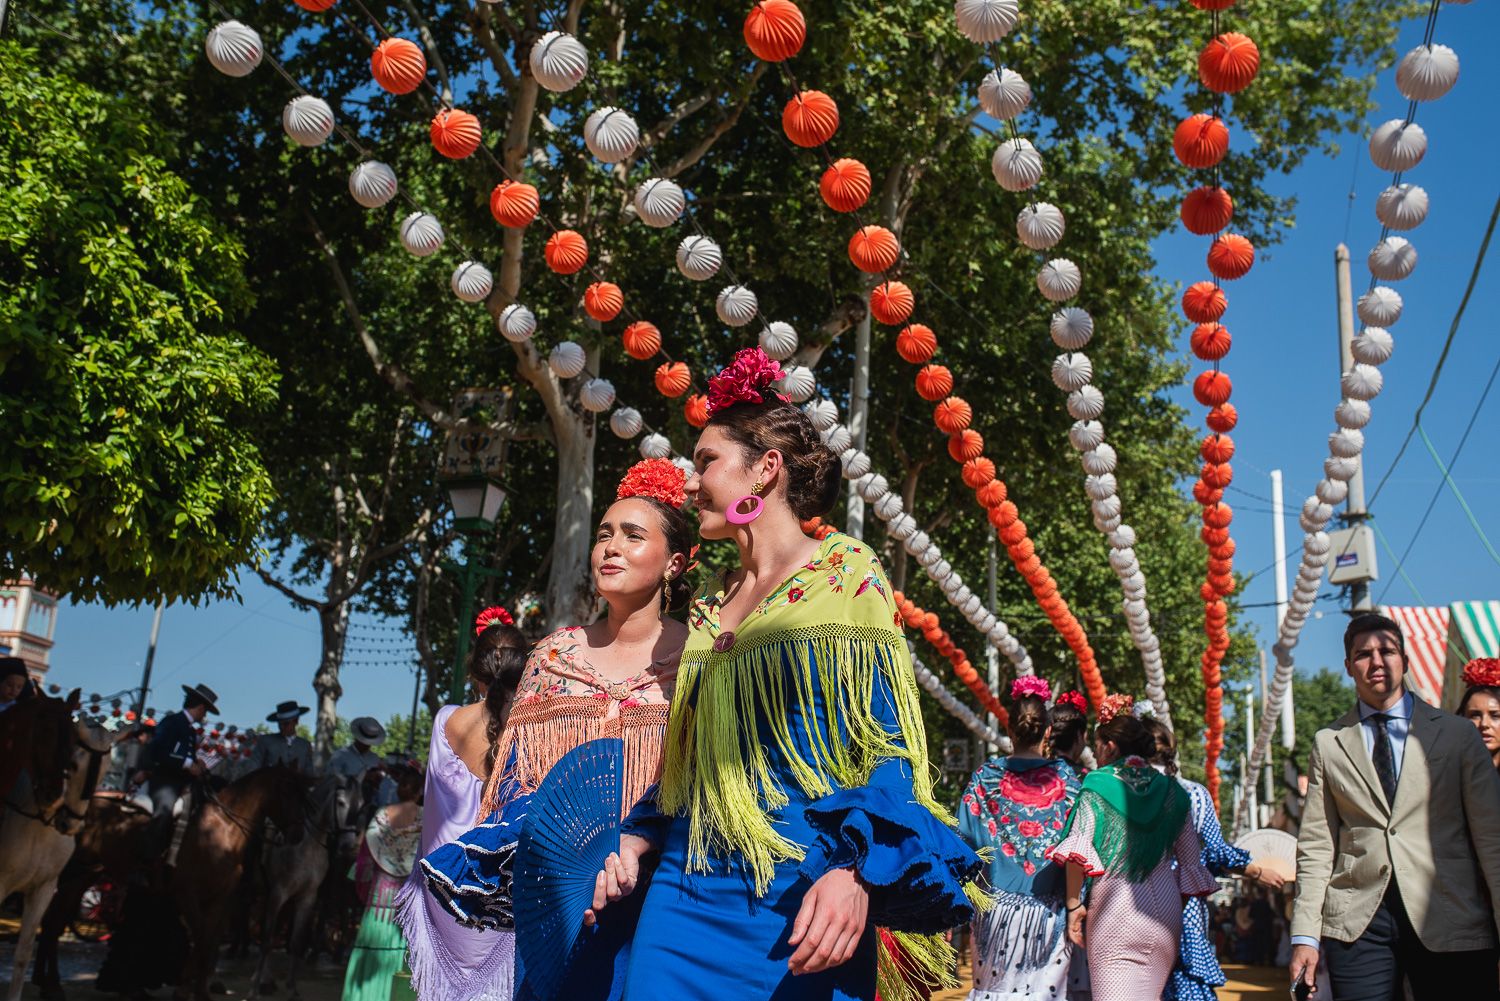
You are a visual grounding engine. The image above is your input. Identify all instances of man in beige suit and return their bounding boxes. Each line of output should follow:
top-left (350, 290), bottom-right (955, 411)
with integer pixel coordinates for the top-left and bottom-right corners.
top-left (1291, 613), bottom-right (1500, 999)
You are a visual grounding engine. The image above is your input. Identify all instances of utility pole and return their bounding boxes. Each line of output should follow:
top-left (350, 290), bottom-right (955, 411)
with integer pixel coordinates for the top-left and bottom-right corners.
top-left (1245, 685), bottom-right (1259, 829)
top-left (1260, 648), bottom-right (1275, 805)
top-left (1335, 244), bottom-right (1372, 612)
top-left (986, 535), bottom-right (1000, 753)
top-left (1271, 470), bottom-right (1294, 751)
top-left (845, 292), bottom-right (873, 538)
top-left (135, 601), bottom-right (165, 719)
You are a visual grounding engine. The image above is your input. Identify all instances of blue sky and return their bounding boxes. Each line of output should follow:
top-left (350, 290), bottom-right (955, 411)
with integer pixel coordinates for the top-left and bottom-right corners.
top-left (44, 5), bottom-right (1499, 734)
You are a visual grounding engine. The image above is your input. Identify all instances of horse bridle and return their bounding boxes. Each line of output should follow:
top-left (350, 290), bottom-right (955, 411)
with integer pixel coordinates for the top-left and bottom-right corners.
top-left (201, 781), bottom-right (317, 846)
top-left (6, 740), bottom-right (111, 832)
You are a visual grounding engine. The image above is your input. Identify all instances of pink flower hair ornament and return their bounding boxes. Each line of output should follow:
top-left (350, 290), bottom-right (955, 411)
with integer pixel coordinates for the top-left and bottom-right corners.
top-left (1054, 690), bottom-right (1088, 715)
top-left (474, 605), bottom-right (514, 635)
top-left (1010, 676), bottom-right (1052, 703)
top-left (1097, 692), bottom-right (1134, 725)
top-left (705, 346), bottom-right (789, 417)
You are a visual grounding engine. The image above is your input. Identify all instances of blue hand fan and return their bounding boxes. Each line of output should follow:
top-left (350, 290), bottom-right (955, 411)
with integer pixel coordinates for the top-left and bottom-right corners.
top-left (515, 737), bottom-right (623, 1001)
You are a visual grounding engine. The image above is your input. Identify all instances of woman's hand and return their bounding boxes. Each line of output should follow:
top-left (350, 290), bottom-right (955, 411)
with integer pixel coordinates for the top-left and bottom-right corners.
top-left (787, 868), bottom-right (869, 975)
top-left (1066, 904), bottom-right (1087, 948)
top-left (1245, 862), bottom-right (1287, 890)
top-left (583, 834), bottom-right (651, 926)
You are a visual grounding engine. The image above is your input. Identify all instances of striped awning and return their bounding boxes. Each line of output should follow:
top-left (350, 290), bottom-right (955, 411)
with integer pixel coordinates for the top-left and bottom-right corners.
top-left (1380, 605), bottom-right (1451, 706)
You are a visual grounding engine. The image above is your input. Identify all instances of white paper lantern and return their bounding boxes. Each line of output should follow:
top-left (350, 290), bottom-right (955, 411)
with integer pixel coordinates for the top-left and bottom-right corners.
top-left (992, 138), bottom-right (1043, 192)
top-left (917, 546), bottom-right (943, 569)
top-left (675, 235), bottom-right (722, 281)
top-left (841, 448), bottom-right (872, 478)
top-left (887, 512), bottom-right (917, 540)
top-left (904, 530), bottom-right (931, 556)
top-left (1082, 443), bottom-right (1118, 476)
top-left (583, 106), bottom-right (638, 163)
top-left (672, 456), bottom-right (696, 476)
top-left (498, 303), bottom-right (537, 342)
top-left (978, 67), bottom-right (1031, 120)
top-left (1368, 237), bottom-right (1417, 281)
top-left (1085, 473), bottom-right (1118, 501)
top-left (349, 161), bottom-right (398, 208)
top-left (548, 340), bottom-right (586, 378)
top-left (1302, 547), bottom-right (1331, 570)
top-left (1316, 478), bottom-right (1349, 505)
top-left (1352, 327), bottom-right (1395, 367)
top-left (579, 377), bottom-right (615, 412)
top-left (1066, 385), bottom-right (1105, 421)
top-left (874, 492), bottom-right (904, 521)
top-left (1110, 524), bottom-right (1137, 549)
top-left (1328, 428), bottom-right (1365, 458)
top-left (633, 178), bottom-right (685, 228)
top-left (1375, 184), bottom-right (1429, 231)
top-left (1091, 494), bottom-right (1122, 520)
top-left (856, 473), bottom-right (890, 504)
top-left (1068, 419), bottom-right (1105, 451)
top-left (205, 21), bottom-right (263, 78)
top-left (1108, 547), bottom-right (1136, 572)
top-left (450, 261), bottom-right (493, 303)
top-left (1335, 398), bottom-right (1372, 430)
top-left (961, 594), bottom-right (983, 618)
top-left (1395, 43), bottom-right (1459, 102)
top-left (283, 95), bottom-right (335, 147)
top-left (609, 407), bottom-right (643, 438)
top-left (954, 0), bottom-right (1020, 41)
top-left (1303, 531), bottom-right (1332, 556)
top-left (1051, 352), bottom-right (1093, 392)
top-left (1300, 497), bottom-right (1333, 533)
top-left (715, 285), bottom-right (758, 327)
top-left (1357, 286), bottom-right (1403, 327)
top-left (1050, 307), bottom-right (1093, 350)
top-left (760, 321), bottom-right (799, 361)
top-left (821, 424), bottom-right (852, 455)
top-left (803, 398), bottom-right (839, 431)
top-left (399, 211), bottom-right (444, 257)
top-left (639, 432), bottom-right (671, 459)
top-left (1341, 363), bottom-right (1384, 401)
top-left (1369, 119), bottom-right (1427, 172)
top-left (529, 31), bottom-right (589, 93)
top-left (1093, 509), bottom-right (1122, 533)
top-left (1017, 203), bottom-right (1065, 251)
top-left (1036, 259), bottom-right (1082, 302)
top-left (1324, 455), bottom-right (1360, 482)
top-left (776, 364), bottom-right (815, 403)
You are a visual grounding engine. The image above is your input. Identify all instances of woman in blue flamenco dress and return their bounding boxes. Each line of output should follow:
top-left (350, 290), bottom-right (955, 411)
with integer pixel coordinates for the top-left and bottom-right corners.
top-left (590, 349), bottom-right (983, 1001)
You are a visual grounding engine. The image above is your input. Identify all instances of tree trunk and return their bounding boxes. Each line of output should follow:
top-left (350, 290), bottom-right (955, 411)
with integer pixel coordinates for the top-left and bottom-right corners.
top-left (892, 461), bottom-right (926, 592)
top-left (844, 289), bottom-right (873, 538)
top-left (312, 602), bottom-right (350, 760)
top-left (545, 406), bottom-right (597, 629)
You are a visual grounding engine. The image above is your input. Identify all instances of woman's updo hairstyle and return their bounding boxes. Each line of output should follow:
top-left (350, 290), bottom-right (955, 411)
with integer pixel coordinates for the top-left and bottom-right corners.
top-left (615, 460), bottom-right (696, 613)
top-left (1094, 713), bottom-right (1155, 761)
top-left (1046, 690), bottom-right (1088, 760)
top-left (469, 607), bottom-right (529, 778)
top-left (1140, 716), bottom-right (1178, 776)
top-left (1008, 677), bottom-right (1053, 749)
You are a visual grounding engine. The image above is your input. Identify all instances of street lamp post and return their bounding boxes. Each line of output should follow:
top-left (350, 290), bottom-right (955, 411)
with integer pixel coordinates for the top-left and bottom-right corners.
top-left (440, 473), bottom-right (509, 704)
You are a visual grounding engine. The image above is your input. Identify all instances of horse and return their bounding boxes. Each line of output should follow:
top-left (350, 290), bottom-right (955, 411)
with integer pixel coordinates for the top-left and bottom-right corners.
top-left (31, 793), bottom-right (153, 1000)
top-left (172, 766), bottom-right (309, 1001)
top-left (0, 692), bottom-right (117, 1001)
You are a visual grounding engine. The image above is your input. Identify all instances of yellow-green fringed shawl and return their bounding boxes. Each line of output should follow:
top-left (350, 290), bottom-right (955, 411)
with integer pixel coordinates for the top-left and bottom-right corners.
top-left (658, 532), bottom-right (948, 896)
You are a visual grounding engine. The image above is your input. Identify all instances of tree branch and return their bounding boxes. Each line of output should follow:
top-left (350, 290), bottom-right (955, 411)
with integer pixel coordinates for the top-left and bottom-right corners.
top-left (790, 294), bottom-right (868, 370)
top-left (656, 63), bottom-right (769, 180)
top-left (471, 5), bottom-right (518, 92)
top-left (257, 569), bottom-right (326, 612)
top-left (402, 0), bottom-right (453, 104)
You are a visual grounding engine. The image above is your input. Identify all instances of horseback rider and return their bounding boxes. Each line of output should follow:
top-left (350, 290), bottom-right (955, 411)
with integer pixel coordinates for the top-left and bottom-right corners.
top-left (250, 700), bottom-right (314, 772)
top-left (136, 683), bottom-right (218, 856)
top-left (0, 657), bottom-right (33, 714)
top-left (328, 716), bottom-right (386, 785)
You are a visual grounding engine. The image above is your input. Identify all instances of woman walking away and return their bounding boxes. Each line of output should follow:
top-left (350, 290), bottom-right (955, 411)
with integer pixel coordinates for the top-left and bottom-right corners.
top-left (397, 609), bottom-right (527, 1001)
top-left (959, 677), bottom-right (1081, 1001)
top-left (1050, 697), bottom-right (1216, 1001)
top-left (344, 766), bottom-right (425, 1001)
top-left (1047, 690), bottom-right (1090, 775)
top-left (1140, 716), bottom-right (1284, 1000)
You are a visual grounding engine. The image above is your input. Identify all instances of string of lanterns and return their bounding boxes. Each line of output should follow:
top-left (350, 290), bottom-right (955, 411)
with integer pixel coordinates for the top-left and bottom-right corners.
top-left (1174, 0), bottom-right (1265, 807)
top-left (910, 644), bottom-right (1009, 750)
top-left (1234, 7), bottom-right (1457, 834)
top-left (896, 591), bottom-right (1009, 727)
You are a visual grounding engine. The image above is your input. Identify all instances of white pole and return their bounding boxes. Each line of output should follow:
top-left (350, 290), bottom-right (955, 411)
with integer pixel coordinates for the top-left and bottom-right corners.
top-left (986, 536), bottom-right (1000, 753)
top-left (1271, 469), bottom-right (1295, 751)
top-left (844, 300), bottom-right (872, 538)
top-left (1245, 687), bottom-right (1258, 830)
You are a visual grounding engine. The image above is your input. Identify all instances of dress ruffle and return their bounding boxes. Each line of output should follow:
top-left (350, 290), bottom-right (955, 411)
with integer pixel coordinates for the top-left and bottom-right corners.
top-left (419, 794), bottom-right (530, 931)
top-left (798, 781), bottom-right (981, 934)
top-left (1046, 804), bottom-right (1106, 877)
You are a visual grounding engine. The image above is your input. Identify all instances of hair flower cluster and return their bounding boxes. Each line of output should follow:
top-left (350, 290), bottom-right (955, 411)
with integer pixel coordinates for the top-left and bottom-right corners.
top-left (1054, 690), bottom-right (1088, 714)
top-left (1464, 657), bottom-right (1500, 688)
top-left (1097, 692), bottom-right (1134, 725)
top-left (474, 605), bottom-right (514, 635)
top-left (1010, 676), bottom-right (1052, 703)
top-left (617, 458), bottom-right (687, 509)
top-left (705, 346), bottom-right (788, 417)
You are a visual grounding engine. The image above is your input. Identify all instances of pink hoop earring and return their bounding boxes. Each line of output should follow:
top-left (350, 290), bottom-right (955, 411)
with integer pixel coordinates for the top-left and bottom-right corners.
top-left (725, 480), bottom-right (764, 525)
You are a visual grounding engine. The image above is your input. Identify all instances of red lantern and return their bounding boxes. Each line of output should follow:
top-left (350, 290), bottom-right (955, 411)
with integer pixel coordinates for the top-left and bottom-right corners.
top-left (915, 364), bottom-right (952, 402)
top-left (430, 109), bottom-right (482, 159)
top-left (848, 225), bottom-right (900, 273)
top-left (1201, 462), bottom-right (1234, 489)
top-left (1212, 539), bottom-right (1237, 560)
top-left (684, 394), bottom-right (709, 428)
top-left (1200, 433), bottom-right (1235, 464)
top-left (544, 229), bottom-right (589, 274)
top-left (897, 324), bottom-right (937, 364)
top-left (1008, 537), bottom-right (1034, 562)
top-left (1192, 370), bottom-right (1233, 407)
top-left (933, 396), bottom-right (972, 434)
top-left (976, 480), bottom-right (1006, 508)
top-left (1173, 114), bottom-right (1230, 169)
top-left (370, 38), bottom-right (426, 95)
top-left (655, 361), bottom-right (691, 398)
top-left (962, 457), bottom-right (997, 490)
top-left (293, 0), bottom-right (337, 11)
top-left (1016, 554), bottom-right (1042, 578)
top-left (1203, 503), bottom-right (1234, 529)
top-left (743, 0), bottom-right (806, 62)
top-left (1182, 280), bottom-right (1227, 323)
top-left (1206, 402), bottom-right (1238, 433)
top-left (1208, 234), bottom-right (1255, 280)
top-left (622, 321), bottom-right (661, 360)
top-left (584, 282), bottom-right (623, 322)
top-left (1181, 186), bottom-right (1234, 235)
top-left (782, 90), bottom-right (839, 147)
top-left (870, 282), bottom-right (914, 325)
top-left (998, 521), bottom-right (1027, 547)
top-left (1190, 322), bottom-right (1232, 361)
top-left (992, 500), bottom-right (1019, 527)
top-left (1193, 481), bottom-right (1223, 506)
top-left (820, 158), bottom-right (870, 213)
top-left (1199, 32), bottom-right (1261, 94)
top-left (948, 429), bottom-right (984, 462)
top-left (489, 180), bottom-right (539, 228)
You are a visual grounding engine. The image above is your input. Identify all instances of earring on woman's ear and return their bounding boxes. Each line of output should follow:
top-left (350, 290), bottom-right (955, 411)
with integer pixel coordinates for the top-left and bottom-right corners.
top-left (726, 479), bottom-right (764, 525)
top-left (661, 569), bottom-right (673, 613)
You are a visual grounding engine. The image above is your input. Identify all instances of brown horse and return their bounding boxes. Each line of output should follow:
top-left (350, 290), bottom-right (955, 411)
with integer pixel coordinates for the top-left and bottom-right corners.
top-left (172, 766), bottom-right (309, 1001)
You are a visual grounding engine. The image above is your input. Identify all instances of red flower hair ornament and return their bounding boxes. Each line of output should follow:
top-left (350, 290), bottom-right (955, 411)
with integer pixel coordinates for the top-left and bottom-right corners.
top-left (474, 605), bottom-right (514, 636)
top-left (1055, 690), bottom-right (1088, 715)
top-left (705, 347), bottom-right (790, 417)
top-left (1097, 692), bottom-right (1134, 725)
top-left (617, 458), bottom-right (688, 509)
top-left (1464, 657), bottom-right (1500, 688)
top-left (1011, 676), bottom-right (1052, 702)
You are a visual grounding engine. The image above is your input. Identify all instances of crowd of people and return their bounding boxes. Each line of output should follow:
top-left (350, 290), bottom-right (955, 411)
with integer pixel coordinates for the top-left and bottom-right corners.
top-left (5, 346), bottom-right (1500, 1001)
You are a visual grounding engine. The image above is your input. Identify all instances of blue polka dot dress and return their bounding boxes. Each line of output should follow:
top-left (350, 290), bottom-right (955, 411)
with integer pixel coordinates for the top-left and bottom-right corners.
top-left (1164, 778), bottom-right (1248, 1001)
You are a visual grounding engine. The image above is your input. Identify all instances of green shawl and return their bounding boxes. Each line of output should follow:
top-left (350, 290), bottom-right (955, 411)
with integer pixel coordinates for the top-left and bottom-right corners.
top-left (1058, 760), bottom-right (1189, 882)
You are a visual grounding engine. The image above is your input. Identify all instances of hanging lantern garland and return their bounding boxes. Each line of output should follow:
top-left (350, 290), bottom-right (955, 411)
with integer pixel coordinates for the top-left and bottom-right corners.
top-left (895, 592), bottom-right (1009, 727)
top-left (1233, 11), bottom-right (1458, 836)
top-left (910, 645), bottom-right (1009, 750)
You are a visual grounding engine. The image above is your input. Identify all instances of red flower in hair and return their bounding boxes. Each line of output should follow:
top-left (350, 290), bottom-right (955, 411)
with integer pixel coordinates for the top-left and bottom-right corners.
top-left (1464, 658), bottom-right (1500, 688)
top-left (474, 605), bottom-right (514, 635)
top-left (705, 347), bottom-right (789, 417)
top-left (1055, 690), bottom-right (1088, 714)
top-left (617, 458), bottom-right (687, 509)
top-left (1097, 693), bottom-right (1134, 725)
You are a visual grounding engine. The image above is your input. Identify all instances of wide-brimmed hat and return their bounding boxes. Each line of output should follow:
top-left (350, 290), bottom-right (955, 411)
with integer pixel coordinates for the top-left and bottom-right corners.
top-left (349, 716), bottom-right (387, 746)
top-left (267, 700), bottom-right (311, 722)
top-left (181, 683), bottom-right (220, 714)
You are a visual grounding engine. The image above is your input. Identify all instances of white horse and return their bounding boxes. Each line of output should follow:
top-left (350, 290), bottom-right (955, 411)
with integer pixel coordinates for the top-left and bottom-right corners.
top-left (0, 697), bottom-right (116, 1001)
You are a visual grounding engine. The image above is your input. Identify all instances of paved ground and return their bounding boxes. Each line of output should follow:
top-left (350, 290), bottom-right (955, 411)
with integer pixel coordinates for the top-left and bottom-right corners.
top-left (927, 958), bottom-right (1286, 1001)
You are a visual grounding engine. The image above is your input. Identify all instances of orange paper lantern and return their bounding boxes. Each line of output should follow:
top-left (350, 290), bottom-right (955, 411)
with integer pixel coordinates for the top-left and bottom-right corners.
top-left (584, 282), bottom-right (623, 322)
top-left (1203, 503), bottom-right (1234, 529)
top-left (782, 90), bottom-right (839, 147)
top-left (1016, 554), bottom-right (1042, 578)
top-left (820, 158), bottom-right (871, 213)
top-left (1192, 370), bottom-right (1233, 407)
top-left (1190, 322), bottom-right (1233, 361)
top-left (948, 429), bottom-right (984, 462)
top-left (1182, 281), bottom-right (1227, 323)
top-left (933, 396), bottom-right (972, 434)
top-left (962, 457), bottom-right (997, 490)
top-left (848, 225), bottom-right (900, 273)
top-left (998, 521), bottom-right (1027, 547)
top-left (684, 394), bottom-right (710, 427)
top-left (976, 480), bottom-right (1006, 509)
top-left (1199, 32), bottom-right (1260, 94)
top-left (915, 364), bottom-right (952, 402)
top-left (545, 229), bottom-right (589, 274)
top-left (1181, 186), bottom-right (1234, 235)
top-left (1201, 462), bottom-right (1234, 489)
top-left (1211, 539), bottom-right (1237, 560)
top-left (1208, 234), bottom-right (1255, 280)
top-left (293, 0), bottom-right (337, 11)
top-left (1206, 402), bottom-right (1238, 433)
top-left (489, 180), bottom-right (539, 228)
top-left (992, 500), bottom-right (1019, 527)
top-left (622, 321), bottom-right (661, 360)
top-left (1173, 114), bottom-right (1230, 169)
top-left (655, 361), bottom-right (691, 398)
top-left (1008, 537), bottom-right (1034, 562)
top-left (1200, 433), bottom-right (1235, 464)
top-left (1193, 481), bottom-right (1223, 506)
top-left (870, 281), bottom-right (914, 325)
top-left (370, 38), bottom-right (425, 95)
top-left (743, 0), bottom-right (806, 62)
top-left (897, 324), bottom-right (937, 364)
top-left (1208, 557), bottom-right (1233, 576)
top-left (431, 108), bottom-right (482, 159)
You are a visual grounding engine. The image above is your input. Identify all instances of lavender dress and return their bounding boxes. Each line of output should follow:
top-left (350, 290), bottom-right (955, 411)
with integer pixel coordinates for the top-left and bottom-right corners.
top-left (396, 705), bottom-right (514, 1001)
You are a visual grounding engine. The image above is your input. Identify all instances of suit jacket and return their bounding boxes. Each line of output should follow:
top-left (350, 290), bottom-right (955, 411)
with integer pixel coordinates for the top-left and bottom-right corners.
top-left (148, 711), bottom-right (199, 784)
top-left (1292, 698), bottom-right (1500, 952)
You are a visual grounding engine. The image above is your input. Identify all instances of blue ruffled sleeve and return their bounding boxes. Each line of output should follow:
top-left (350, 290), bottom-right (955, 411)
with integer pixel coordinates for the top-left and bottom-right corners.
top-left (1185, 778), bottom-right (1249, 875)
top-left (796, 648), bottom-right (981, 935)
